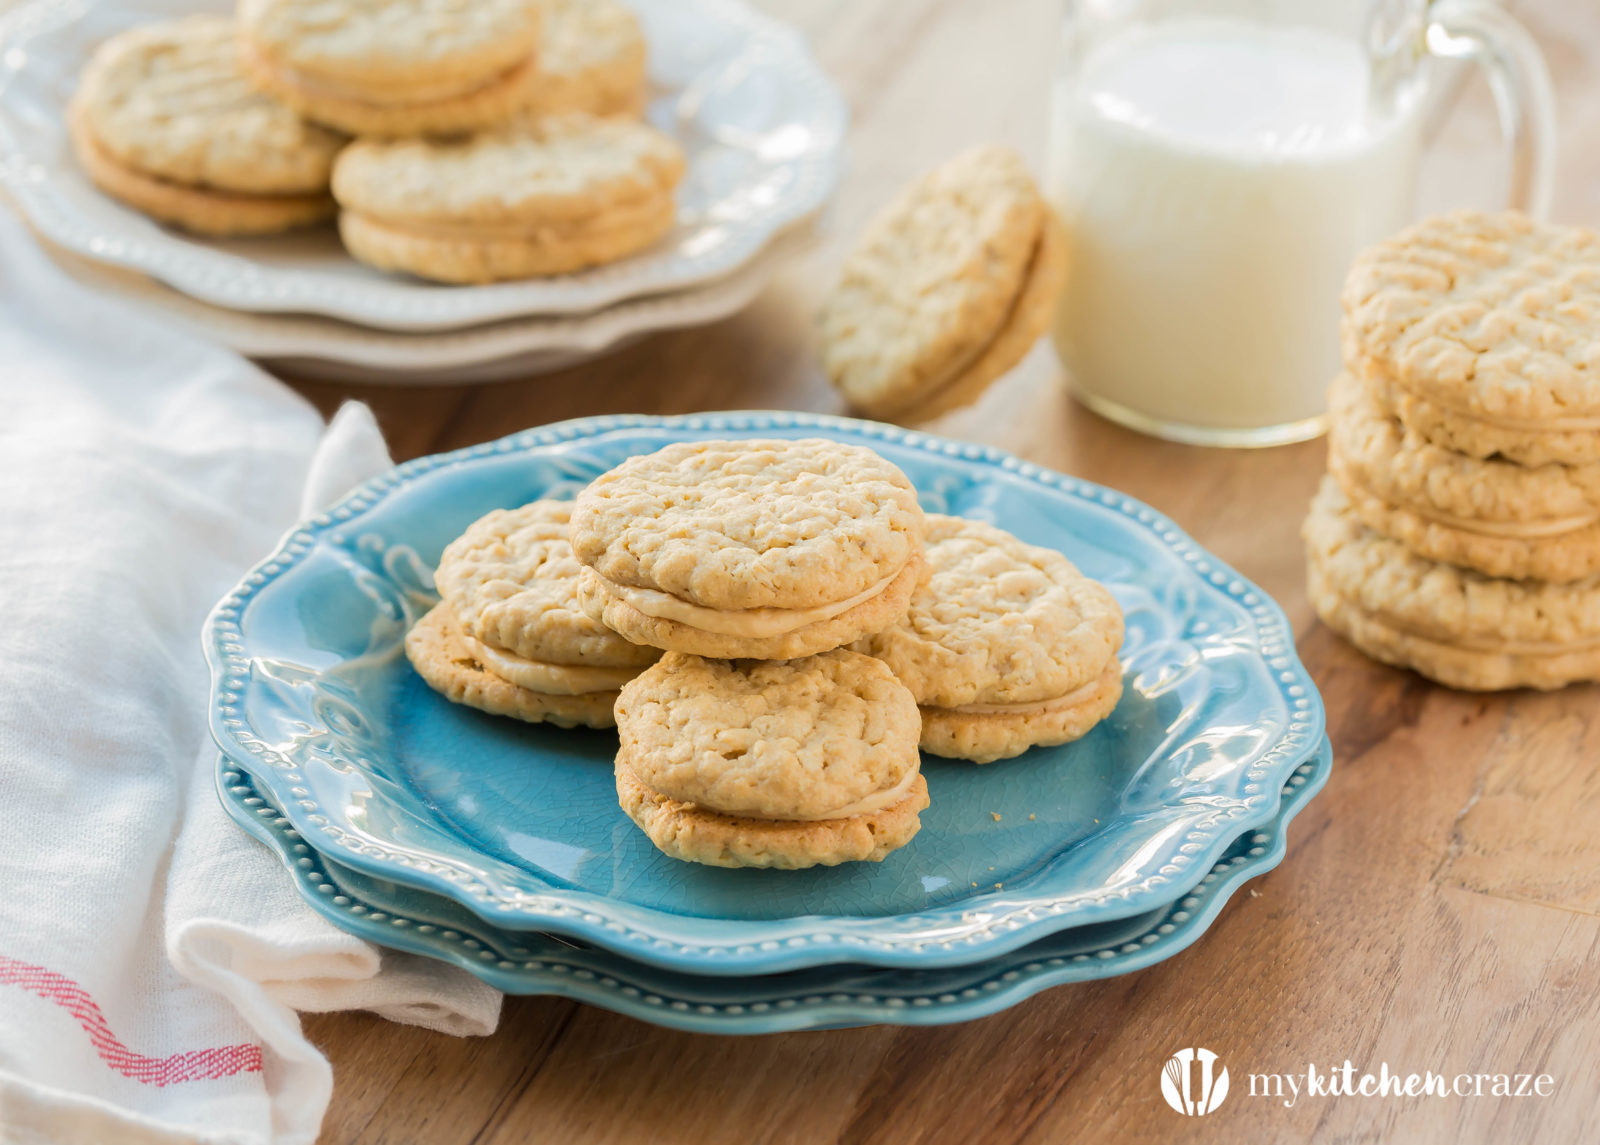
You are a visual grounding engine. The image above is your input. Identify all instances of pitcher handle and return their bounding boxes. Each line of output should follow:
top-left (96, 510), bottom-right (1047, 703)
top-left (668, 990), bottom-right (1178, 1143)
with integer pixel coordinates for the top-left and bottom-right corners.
top-left (1426, 0), bottom-right (1558, 218)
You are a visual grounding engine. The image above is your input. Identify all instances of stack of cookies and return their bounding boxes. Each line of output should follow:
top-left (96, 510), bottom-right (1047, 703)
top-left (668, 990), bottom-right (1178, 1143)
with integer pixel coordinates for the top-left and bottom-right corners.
top-left (819, 146), bottom-right (1069, 423)
top-left (407, 438), bottom-right (1125, 868)
top-left (71, 0), bottom-right (681, 284)
top-left (409, 500), bottom-right (661, 729)
top-left (1306, 210), bottom-right (1600, 691)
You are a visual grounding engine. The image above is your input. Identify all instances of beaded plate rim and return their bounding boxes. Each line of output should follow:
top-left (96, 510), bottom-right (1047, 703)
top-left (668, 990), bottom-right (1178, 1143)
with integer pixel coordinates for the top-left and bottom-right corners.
top-left (217, 738), bottom-right (1332, 1033)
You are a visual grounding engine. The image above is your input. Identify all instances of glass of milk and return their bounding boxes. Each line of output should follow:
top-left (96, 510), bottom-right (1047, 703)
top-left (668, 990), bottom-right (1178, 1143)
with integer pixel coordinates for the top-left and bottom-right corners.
top-left (1048, 0), bottom-right (1556, 446)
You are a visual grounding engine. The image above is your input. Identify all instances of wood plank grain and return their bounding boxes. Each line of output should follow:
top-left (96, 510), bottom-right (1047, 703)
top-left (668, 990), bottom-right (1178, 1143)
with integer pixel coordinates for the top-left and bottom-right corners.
top-left (8, 0), bottom-right (1592, 1139)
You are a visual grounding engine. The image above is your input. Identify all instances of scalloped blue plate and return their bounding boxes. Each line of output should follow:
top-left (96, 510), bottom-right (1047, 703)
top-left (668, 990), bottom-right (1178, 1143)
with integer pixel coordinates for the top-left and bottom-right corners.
top-left (219, 738), bottom-right (1330, 1033)
top-left (205, 412), bottom-right (1324, 975)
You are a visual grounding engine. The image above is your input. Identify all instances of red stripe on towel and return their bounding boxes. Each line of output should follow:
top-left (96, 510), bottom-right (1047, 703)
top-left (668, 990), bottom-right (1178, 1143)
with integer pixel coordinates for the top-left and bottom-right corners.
top-left (0, 956), bottom-right (263, 1085)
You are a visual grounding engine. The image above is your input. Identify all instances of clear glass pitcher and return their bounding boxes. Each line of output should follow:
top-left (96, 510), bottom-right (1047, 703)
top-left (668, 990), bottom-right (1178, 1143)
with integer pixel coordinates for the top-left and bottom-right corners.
top-left (1046, 0), bottom-right (1556, 447)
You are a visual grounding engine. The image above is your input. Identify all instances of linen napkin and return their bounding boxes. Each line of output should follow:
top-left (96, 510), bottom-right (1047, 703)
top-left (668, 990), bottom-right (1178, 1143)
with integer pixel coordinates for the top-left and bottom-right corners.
top-left (0, 211), bottom-right (501, 1145)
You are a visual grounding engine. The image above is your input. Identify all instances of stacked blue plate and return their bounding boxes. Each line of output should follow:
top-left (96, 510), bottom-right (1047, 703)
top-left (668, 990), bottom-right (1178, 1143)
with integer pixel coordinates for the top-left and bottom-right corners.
top-left (205, 413), bottom-right (1329, 1033)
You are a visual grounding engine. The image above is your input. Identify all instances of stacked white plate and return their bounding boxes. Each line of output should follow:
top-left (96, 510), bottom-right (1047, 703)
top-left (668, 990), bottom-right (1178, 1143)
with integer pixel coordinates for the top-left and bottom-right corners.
top-left (0, 0), bottom-right (846, 382)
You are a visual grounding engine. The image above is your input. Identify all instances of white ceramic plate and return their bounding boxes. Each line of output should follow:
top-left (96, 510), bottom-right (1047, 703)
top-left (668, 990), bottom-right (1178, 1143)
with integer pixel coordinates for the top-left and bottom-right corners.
top-left (0, 0), bottom-right (845, 331)
top-left (34, 221), bottom-right (817, 384)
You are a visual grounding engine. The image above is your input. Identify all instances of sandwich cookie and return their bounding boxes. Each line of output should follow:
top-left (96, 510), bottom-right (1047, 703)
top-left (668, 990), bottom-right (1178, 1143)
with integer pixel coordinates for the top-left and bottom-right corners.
top-left (1343, 210), bottom-right (1600, 468)
top-left (819, 146), bottom-right (1068, 423)
top-left (1305, 477), bottom-right (1600, 691)
top-left (69, 16), bottom-right (341, 236)
top-left (614, 650), bottom-right (929, 868)
top-left (570, 439), bottom-right (926, 659)
top-left (853, 514), bottom-right (1124, 762)
top-left (1328, 372), bottom-right (1600, 583)
top-left (525, 0), bottom-right (648, 120)
top-left (238, 0), bottom-right (543, 136)
top-left (332, 114), bottom-right (684, 283)
top-left (408, 499), bottom-right (660, 728)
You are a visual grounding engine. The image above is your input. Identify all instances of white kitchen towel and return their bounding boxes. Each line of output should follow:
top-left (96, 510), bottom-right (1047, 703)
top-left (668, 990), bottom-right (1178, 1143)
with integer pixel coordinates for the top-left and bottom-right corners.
top-left (0, 211), bottom-right (501, 1145)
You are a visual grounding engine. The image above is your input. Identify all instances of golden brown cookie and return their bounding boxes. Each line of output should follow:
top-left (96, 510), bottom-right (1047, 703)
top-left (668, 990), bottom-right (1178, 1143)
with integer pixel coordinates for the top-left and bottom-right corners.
top-left (617, 764), bottom-right (929, 870)
top-left (853, 514), bottom-right (1124, 762)
top-left (525, 0), bottom-right (648, 119)
top-left (69, 18), bottom-right (339, 236)
top-left (237, 0), bottom-right (544, 136)
top-left (404, 604), bottom-right (621, 727)
top-left (1304, 477), bottom-right (1600, 691)
top-left (331, 115), bottom-right (684, 283)
top-left (819, 146), bottom-right (1066, 421)
top-left (613, 650), bottom-right (927, 868)
top-left (433, 499), bottom-right (660, 669)
top-left (569, 439), bottom-right (926, 658)
top-left (1328, 372), bottom-right (1600, 583)
top-left (1342, 210), bottom-right (1600, 465)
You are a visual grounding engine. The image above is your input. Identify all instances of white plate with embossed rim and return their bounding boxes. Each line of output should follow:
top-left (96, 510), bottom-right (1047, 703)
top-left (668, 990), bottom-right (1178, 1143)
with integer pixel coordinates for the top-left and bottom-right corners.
top-left (30, 220), bottom-right (818, 384)
top-left (203, 412), bottom-right (1325, 976)
top-left (0, 0), bottom-right (845, 331)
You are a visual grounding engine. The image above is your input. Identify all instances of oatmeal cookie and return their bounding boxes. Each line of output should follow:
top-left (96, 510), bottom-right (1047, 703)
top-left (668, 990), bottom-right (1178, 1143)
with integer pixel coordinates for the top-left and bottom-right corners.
top-left (1329, 372), bottom-right (1600, 582)
top-left (238, 0), bottom-right (543, 135)
top-left (331, 115), bottom-right (683, 283)
top-left (1304, 477), bottom-right (1600, 690)
top-left (853, 515), bottom-right (1124, 761)
top-left (1342, 210), bottom-right (1600, 461)
top-left (404, 603), bottom-right (621, 727)
top-left (569, 439), bottom-right (925, 657)
top-left (613, 650), bottom-right (927, 867)
top-left (819, 147), bottom-right (1065, 421)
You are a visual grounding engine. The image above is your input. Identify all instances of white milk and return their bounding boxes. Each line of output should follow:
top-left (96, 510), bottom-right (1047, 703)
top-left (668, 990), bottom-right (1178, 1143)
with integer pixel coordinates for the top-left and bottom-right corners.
top-left (1049, 19), bottom-right (1424, 438)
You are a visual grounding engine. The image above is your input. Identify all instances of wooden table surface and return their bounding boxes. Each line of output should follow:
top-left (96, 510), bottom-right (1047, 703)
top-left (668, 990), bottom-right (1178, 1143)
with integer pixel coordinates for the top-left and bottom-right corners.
top-left (274, 2), bottom-right (1600, 1141)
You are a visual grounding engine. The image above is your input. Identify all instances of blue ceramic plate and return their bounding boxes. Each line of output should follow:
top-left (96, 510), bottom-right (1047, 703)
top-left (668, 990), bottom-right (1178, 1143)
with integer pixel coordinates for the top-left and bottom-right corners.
top-left (219, 738), bottom-right (1330, 1033)
top-left (205, 413), bottom-right (1323, 975)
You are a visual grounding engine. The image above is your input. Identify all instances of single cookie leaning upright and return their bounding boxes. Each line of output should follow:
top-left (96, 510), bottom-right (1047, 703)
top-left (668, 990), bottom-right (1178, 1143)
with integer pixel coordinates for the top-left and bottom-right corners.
top-left (1327, 371), bottom-right (1600, 583)
top-left (614, 651), bottom-right (929, 869)
top-left (853, 514), bottom-right (1124, 763)
top-left (332, 115), bottom-right (685, 284)
top-left (69, 16), bottom-right (342, 236)
top-left (524, 0), bottom-right (648, 120)
top-left (238, 0), bottom-right (543, 136)
top-left (819, 146), bottom-right (1068, 423)
top-left (407, 499), bottom-right (660, 729)
top-left (570, 439), bottom-right (926, 659)
top-left (1343, 210), bottom-right (1600, 467)
top-left (1304, 477), bottom-right (1600, 691)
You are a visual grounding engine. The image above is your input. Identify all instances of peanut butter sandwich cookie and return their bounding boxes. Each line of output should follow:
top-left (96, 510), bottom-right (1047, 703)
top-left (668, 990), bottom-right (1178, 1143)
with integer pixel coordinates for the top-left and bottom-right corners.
top-left (614, 651), bottom-right (929, 868)
top-left (407, 499), bottom-right (659, 728)
top-left (238, 0), bottom-right (543, 136)
top-left (332, 115), bottom-right (684, 283)
top-left (1305, 478), bottom-right (1600, 691)
top-left (525, 0), bottom-right (648, 120)
top-left (819, 146), bottom-right (1068, 423)
top-left (1344, 210), bottom-right (1600, 468)
top-left (853, 514), bottom-right (1123, 763)
top-left (70, 17), bottom-right (341, 236)
top-left (1328, 372), bottom-right (1600, 583)
top-left (570, 439), bottom-right (926, 659)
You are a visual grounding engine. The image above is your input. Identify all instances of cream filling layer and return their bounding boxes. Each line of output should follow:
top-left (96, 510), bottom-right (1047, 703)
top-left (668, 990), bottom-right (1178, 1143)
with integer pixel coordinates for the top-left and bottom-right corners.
top-left (1386, 376), bottom-right (1600, 431)
top-left (638, 760), bottom-right (922, 823)
top-left (248, 41), bottom-right (530, 106)
top-left (1338, 462), bottom-right (1600, 539)
top-left (602, 568), bottom-right (903, 638)
top-left (1361, 603), bottom-right (1600, 657)
top-left (459, 630), bottom-right (637, 695)
top-left (943, 673), bottom-right (1108, 716)
top-left (1405, 504), bottom-right (1600, 539)
top-left (354, 195), bottom-right (671, 242)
